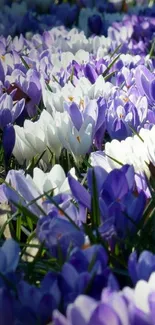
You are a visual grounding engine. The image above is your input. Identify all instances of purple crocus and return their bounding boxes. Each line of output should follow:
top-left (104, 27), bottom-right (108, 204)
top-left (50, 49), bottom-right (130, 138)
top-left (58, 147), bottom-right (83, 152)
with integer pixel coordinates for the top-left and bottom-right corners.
top-left (5, 68), bottom-right (42, 117)
top-left (36, 211), bottom-right (85, 258)
top-left (0, 169), bottom-right (44, 216)
top-left (2, 124), bottom-right (15, 164)
top-left (16, 280), bottom-right (58, 325)
top-left (135, 65), bottom-right (155, 103)
top-left (68, 164), bottom-right (146, 242)
top-left (0, 239), bottom-right (20, 275)
top-left (106, 88), bottom-right (148, 141)
top-left (88, 14), bottom-right (103, 35)
top-left (39, 244), bottom-right (110, 311)
top-left (53, 271), bottom-right (155, 325)
top-left (42, 193), bottom-right (87, 227)
top-left (53, 293), bottom-right (128, 325)
top-left (128, 250), bottom-right (155, 285)
top-left (0, 93), bottom-right (25, 129)
top-left (0, 287), bottom-right (14, 325)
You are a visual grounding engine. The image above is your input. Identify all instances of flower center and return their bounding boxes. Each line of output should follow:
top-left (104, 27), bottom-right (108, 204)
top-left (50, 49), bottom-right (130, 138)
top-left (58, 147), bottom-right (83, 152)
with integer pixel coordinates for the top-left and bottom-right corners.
top-left (123, 97), bottom-right (129, 103)
top-left (76, 136), bottom-right (81, 143)
top-left (68, 96), bottom-right (74, 102)
top-left (79, 99), bottom-right (84, 109)
top-left (0, 55), bottom-right (5, 61)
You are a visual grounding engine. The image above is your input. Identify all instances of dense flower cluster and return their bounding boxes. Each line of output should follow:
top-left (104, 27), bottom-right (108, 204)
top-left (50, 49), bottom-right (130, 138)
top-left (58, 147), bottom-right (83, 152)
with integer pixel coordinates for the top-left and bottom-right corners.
top-left (0, 0), bottom-right (155, 324)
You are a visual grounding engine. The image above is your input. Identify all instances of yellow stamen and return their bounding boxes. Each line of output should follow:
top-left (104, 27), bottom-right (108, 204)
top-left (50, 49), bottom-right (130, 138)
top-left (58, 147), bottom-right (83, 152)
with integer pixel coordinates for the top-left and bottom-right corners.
top-left (123, 97), bottom-right (129, 103)
top-left (0, 55), bottom-right (5, 62)
top-left (82, 243), bottom-right (91, 250)
top-left (79, 99), bottom-right (84, 109)
top-left (68, 96), bottom-right (74, 102)
top-left (59, 210), bottom-right (64, 216)
top-left (76, 136), bottom-right (81, 143)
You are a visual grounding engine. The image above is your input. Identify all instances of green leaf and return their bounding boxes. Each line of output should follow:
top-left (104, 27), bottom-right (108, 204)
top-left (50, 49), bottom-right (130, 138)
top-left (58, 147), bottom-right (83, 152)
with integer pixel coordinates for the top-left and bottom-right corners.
top-left (128, 124), bottom-right (144, 142)
top-left (149, 39), bottom-right (155, 58)
top-left (11, 201), bottom-right (38, 224)
top-left (16, 215), bottom-right (22, 241)
top-left (88, 251), bottom-right (97, 272)
top-left (104, 153), bottom-right (124, 166)
top-left (102, 54), bottom-right (121, 78)
top-left (110, 44), bottom-right (122, 59)
top-left (52, 75), bottom-right (60, 85)
top-left (104, 70), bottom-right (117, 82)
top-left (82, 223), bottom-right (96, 244)
top-left (46, 81), bottom-right (53, 92)
top-left (20, 55), bottom-right (30, 70)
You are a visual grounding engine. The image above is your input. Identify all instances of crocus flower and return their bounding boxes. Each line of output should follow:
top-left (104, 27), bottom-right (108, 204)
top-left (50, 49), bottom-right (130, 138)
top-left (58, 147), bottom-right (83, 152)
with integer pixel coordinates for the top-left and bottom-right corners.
top-left (0, 239), bottom-right (20, 275)
top-left (16, 280), bottom-right (58, 325)
top-left (5, 68), bottom-right (42, 117)
top-left (0, 287), bottom-right (14, 325)
top-left (37, 244), bottom-right (110, 312)
top-left (88, 14), bottom-right (103, 35)
top-left (68, 164), bottom-right (146, 242)
top-left (0, 93), bottom-right (25, 129)
top-left (2, 124), bottom-right (15, 164)
top-left (36, 211), bottom-right (85, 258)
top-left (106, 88), bottom-right (148, 141)
top-left (53, 272), bottom-right (155, 325)
top-left (13, 119), bottom-right (47, 165)
top-left (135, 65), bottom-right (155, 103)
top-left (128, 250), bottom-right (155, 285)
top-left (0, 164), bottom-right (76, 216)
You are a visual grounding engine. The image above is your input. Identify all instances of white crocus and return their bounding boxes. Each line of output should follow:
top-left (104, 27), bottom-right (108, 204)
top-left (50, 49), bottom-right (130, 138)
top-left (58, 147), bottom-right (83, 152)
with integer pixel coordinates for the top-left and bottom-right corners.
top-left (13, 119), bottom-right (47, 165)
top-left (144, 126), bottom-right (155, 167)
top-left (88, 75), bottom-right (114, 100)
top-left (23, 120), bottom-right (46, 155)
top-left (74, 49), bottom-right (90, 64)
top-left (42, 77), bottom-right (92, 115)
top-left (38, 110), bottom-right (62, 158)
top-left (123, 273), bottom-right (155, 316)
top-left (55, 111), bottom-right (94, 158)
top-left (13, 125), bottom-right (36, 165)
top-left (90, 128), bottom-right (151, 178)
top-left (32, 164), bottom-right (77, 196)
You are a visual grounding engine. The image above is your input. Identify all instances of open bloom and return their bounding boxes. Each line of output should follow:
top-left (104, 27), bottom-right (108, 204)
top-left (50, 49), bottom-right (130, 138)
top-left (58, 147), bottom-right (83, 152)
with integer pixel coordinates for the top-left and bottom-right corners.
top-left (53, 272), bottom-right (155, 325)
top-left (0, 93), bottom-right (25, 129)
top-left (128, 250), bottom-right (155, 285)
top-left (68, 164), bottom-right (146, 242)
top-left (0, 165), bottom-right (76, 216)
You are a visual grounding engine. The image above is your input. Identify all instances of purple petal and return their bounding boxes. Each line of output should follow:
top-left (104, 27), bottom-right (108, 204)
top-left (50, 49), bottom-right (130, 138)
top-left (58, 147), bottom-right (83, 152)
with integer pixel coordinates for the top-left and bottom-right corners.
top-left (150, 80), bottom-right (155, 102)
top-left (0, 109), bottom-right (12, 129)
top-left (2, 125), bottom-right (15, 163)
top-left (128, 251), bottom-right (138, 285)
top-left (53, 310), bottom-right (69, 325)
top-left (68, 174), bottom-right (91, 209)
top-left (1, 239), bottom-right (20, 272)
top-left (68, 103), bottom-right (83, 131)
top-left (87, 167), bottom-right (108, 196)
top-left (67, 295), bottom-right (97, 325)
top-left (89, 303), bottom-right (121, 325)
top-left (84, 64), bottom-right (98, 84)
top-left (12, 98), bottom-right (25, 122)
top-left (137, 251), bottom-right (155, 281)
top-left (0, 288), bottom-right (14, 325)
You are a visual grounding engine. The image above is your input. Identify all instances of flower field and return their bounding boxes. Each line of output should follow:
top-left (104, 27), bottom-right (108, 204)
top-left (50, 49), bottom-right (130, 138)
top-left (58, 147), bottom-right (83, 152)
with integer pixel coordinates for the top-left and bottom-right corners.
top-left (0, 0), bottom-right (155, 324)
